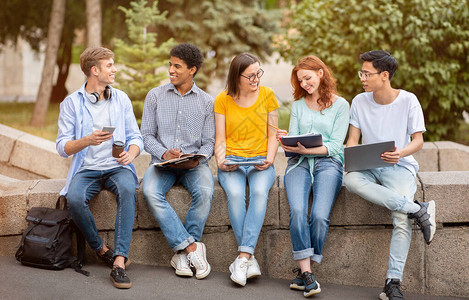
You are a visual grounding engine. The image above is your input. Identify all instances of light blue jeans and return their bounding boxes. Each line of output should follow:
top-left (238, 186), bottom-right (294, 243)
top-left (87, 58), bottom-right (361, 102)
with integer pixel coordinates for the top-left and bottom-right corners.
top-left (344, 164), bottom-right (417, 280)
top-left (142, 163), bottom-right (214, 252)
top-left (217, 155), bottom-right (276, 255)
top-left (285, 157), bottom-right (343, 263)
top-left (66, 167), bottom-right (136, 258)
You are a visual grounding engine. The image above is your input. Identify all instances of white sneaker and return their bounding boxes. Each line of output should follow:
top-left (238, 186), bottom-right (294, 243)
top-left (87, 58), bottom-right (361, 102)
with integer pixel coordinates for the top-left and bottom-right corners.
top-left (186, 242), bottom-right (211, 279)
top-left (229, 256), bottom-right (249, 286)
top-left (246, 255), bottom-right (261, 279)
top-left (170, 252), bottom-right (193, 277)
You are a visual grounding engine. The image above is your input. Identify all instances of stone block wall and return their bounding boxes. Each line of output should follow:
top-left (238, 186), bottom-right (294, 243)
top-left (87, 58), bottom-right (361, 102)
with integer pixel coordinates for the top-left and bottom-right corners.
top-left (1, 124), bottom-right (469, 297)
top-left (1, 172), bottom-right (468, 298)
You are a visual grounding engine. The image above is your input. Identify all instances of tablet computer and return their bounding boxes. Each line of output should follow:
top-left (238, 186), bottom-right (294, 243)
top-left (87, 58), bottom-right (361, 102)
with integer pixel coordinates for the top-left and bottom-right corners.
top-left (344, 141), bottom-right (395, 172)
top-left (224, 161), bottom-right (265, 166)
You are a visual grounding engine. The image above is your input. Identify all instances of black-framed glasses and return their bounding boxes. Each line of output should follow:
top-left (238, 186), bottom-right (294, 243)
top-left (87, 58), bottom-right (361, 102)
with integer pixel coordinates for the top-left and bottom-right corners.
top-left (358, 71), bottom-right (381, 79)
top-left (241, 69), bottom-right (264, 82)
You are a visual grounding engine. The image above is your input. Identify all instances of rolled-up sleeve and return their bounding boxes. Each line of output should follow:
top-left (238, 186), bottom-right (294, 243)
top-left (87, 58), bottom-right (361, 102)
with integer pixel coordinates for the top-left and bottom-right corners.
top-left (56, 98), bottom-right (76, 158)
top-left (123, 96), bottom-right (143, 155)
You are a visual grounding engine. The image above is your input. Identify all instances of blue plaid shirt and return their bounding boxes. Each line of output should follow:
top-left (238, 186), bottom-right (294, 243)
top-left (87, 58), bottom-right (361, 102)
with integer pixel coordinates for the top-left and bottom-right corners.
top-left (141, 82), bottom-right (215, 164)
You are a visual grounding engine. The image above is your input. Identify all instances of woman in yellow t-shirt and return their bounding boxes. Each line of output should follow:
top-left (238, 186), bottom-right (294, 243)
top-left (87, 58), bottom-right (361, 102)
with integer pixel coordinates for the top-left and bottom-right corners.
top-left (214, 53), bottom-right (279, 287)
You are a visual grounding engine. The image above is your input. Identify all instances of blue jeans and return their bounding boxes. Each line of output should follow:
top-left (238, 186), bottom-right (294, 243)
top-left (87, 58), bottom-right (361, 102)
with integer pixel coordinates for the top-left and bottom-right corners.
top-left (142, 163), bottom-right (214, 252)
top-left (285, 157), bottom-right (343, 263)
top-left (344, 165), bottom-right (417, 280)
top-left (217, 155), bottom-right (276, 255)
top-left (66, 167), bottom-right (136, 258)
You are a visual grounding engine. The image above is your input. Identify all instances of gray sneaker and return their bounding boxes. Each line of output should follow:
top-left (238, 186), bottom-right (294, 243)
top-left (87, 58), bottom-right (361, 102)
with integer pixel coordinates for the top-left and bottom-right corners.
top-left (408, 200), bottom-right (436, 245)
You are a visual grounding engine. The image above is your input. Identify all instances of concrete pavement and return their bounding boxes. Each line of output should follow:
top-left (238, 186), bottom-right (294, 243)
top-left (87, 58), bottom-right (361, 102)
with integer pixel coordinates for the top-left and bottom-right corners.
top-left (0, 256), bottom-right (463, 300)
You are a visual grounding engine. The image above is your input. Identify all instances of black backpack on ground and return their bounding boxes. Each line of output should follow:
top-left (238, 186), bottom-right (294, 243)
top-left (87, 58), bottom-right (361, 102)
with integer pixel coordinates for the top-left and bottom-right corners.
top-left (15, 196), bottom-right (89, 276)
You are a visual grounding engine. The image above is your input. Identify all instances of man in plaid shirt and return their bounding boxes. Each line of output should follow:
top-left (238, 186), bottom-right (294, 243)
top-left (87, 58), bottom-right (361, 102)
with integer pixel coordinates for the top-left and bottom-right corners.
top-left (141, 43), bottom-right (215, 280)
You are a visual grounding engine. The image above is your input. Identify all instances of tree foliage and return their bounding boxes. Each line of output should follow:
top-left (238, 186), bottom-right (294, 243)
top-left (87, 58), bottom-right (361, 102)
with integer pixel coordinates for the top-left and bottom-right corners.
top-left (279, 0), bottom-right (469, 141)
top-left (157, 0), bottom-right (279, 89)
top-left (114, 0), bottom-right (174, 104)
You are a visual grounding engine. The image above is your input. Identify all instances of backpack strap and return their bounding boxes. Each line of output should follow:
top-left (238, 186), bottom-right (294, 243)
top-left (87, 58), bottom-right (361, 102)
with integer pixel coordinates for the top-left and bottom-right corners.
top-left (56, 195), bottom-right (89, 276)
top-left (15, 221), bottom-right (37, 261)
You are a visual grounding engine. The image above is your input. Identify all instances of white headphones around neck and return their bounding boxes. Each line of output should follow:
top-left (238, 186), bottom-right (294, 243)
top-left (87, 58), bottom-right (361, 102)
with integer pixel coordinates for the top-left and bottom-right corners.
top-left (88, 85), bottom-right (112, 104)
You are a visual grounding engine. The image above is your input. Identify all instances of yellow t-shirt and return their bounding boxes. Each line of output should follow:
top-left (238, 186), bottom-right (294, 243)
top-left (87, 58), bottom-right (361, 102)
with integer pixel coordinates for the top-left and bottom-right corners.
top-left (214, 86), bottom-right (279, 157)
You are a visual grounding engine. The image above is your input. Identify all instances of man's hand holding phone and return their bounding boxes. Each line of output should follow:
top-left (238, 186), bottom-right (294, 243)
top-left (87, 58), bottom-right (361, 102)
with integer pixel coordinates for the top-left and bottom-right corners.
top-left (85, 126), bottom-right (114, 146)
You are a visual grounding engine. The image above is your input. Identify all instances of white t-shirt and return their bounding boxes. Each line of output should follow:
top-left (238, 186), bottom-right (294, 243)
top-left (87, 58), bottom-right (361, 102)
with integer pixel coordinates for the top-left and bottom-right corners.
top-left (81, 97), bottom-right (120, 171)
top-left (349, 90), bottom-right (426, 175)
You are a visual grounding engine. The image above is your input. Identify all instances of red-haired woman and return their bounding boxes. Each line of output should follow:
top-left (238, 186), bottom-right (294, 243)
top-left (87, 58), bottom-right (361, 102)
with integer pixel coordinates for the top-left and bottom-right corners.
top-left (276, 56), bottom-right (349, 297)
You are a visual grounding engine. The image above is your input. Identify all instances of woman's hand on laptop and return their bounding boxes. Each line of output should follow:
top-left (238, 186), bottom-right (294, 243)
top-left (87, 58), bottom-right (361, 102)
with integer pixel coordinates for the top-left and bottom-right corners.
top-left (381, 147), bottom-right (400, 164)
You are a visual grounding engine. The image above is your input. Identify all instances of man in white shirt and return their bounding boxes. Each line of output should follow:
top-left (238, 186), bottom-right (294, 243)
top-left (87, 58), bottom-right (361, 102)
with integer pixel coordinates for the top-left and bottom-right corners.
top-left (344, 50), bottom-right (436, 300)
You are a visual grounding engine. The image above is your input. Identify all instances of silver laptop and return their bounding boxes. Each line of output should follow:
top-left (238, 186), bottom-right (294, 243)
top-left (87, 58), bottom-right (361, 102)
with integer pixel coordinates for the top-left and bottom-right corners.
top-left (344, 141), bottom-right (395, 172)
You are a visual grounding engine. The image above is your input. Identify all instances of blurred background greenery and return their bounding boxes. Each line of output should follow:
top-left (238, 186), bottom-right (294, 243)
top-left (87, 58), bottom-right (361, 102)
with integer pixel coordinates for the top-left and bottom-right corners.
top-left (0, 0), bottom-right (468, 144)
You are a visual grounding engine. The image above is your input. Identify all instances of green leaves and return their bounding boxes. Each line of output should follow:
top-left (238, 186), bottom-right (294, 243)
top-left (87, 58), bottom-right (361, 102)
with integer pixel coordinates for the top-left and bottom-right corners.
top-left (157, 0), bottom-right (278, 89)
top-left (114, 0), bottom-right (175, 104)
top-left (279, 0), bottom-right (469, 141)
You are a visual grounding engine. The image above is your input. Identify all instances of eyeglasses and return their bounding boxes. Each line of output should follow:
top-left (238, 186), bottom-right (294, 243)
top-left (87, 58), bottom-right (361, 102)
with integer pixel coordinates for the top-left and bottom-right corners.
top-left (358, 71), bottom-right (381, 79)
top-left (241, 69), bottom-right (264, 82)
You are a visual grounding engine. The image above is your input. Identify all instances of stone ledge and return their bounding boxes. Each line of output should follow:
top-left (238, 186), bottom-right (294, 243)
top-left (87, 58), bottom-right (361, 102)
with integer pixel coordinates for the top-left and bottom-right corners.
top-left (2, 171), bottom-right (468, 237)
top-left (435, 141), bottom-right (469, 171)
top-left (418, 171), bottom-right (469, 223)
top-left (0, 124), bottom-right (26, 162)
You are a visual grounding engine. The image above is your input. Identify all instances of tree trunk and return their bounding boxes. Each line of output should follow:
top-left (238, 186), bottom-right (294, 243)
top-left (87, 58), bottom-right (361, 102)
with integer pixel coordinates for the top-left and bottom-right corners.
top-left (30, 0), bottom-right (66, 126)
top-left (86, 0), bottom-right (102, 47)
top-left (50, 33), bottom-right (72, 103)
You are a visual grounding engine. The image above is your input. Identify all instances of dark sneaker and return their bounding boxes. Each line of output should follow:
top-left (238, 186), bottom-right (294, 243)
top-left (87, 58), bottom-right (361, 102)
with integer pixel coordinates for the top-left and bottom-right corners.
top-left (290, 268), bottom-right (305, 291)
top-left (97, 248), bottom-right (131, 268)
top-left (302, 271), bottom-right (321, 297)
top-left (408, 200), bottom-right (436, 245)
top-left (97, 249), bottom-right (114, 268)
top-left (110, 266), bottom-right (131, 289)
top-left (379, 279), bottom-right (404, 300)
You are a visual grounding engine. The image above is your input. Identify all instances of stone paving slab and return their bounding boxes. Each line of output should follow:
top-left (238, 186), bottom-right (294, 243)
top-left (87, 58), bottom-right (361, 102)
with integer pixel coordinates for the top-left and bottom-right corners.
top-left (0, 256), bottom-right (462, 300)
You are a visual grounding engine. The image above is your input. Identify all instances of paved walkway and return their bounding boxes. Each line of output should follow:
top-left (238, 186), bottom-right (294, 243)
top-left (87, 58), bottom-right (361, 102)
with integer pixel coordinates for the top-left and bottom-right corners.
top-left (0, 256), bottom-right (463, 300)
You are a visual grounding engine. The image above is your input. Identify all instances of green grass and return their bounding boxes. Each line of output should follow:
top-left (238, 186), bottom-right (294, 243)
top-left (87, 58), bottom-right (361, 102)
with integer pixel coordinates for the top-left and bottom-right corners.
top-left (0, 102), bottom-right (60, 142)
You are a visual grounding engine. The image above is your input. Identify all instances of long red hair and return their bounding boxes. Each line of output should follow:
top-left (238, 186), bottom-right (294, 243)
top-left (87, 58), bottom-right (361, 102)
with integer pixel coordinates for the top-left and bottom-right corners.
top-left (291, 56), bottom-right (337, 111)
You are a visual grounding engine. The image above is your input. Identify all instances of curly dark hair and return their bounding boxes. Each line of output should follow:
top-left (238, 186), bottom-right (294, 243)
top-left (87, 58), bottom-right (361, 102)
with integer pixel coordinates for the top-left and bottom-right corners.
top-left (169, 43), bottom-right (204, 77)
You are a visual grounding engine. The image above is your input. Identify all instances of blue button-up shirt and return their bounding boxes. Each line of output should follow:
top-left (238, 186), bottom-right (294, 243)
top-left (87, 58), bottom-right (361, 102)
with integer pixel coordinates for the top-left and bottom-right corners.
top-left (56, 83), bottom-right (144, 196)
top-left (141, 82), bottom-right (215, 164)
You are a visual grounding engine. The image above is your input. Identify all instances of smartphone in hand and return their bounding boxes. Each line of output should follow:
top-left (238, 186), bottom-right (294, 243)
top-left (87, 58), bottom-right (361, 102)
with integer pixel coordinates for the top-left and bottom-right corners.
top-left (102, 126), bottom-right (115, 134)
